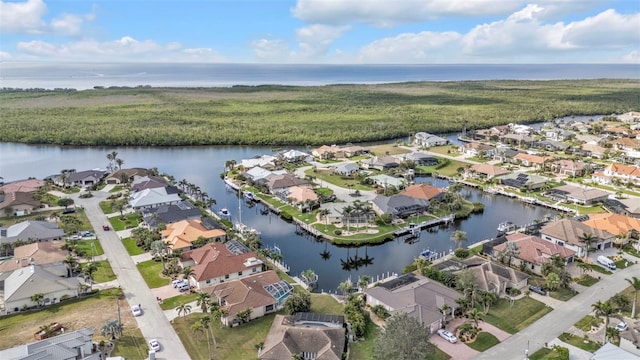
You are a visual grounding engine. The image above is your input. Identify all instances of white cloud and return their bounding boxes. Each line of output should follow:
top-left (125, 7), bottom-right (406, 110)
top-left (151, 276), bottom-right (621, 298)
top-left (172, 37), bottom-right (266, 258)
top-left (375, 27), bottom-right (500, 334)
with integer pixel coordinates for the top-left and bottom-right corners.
top-left (357, 31), bottom-right (461, 63)
top-left (0, 51), bottom-right (13, 60)
top-left (0, 0), bottom-right (47, 34)
top-left (622, 50), bottom-right (639, 63)
top-left (295, 24), bottom-right (349, 59)
top-left (562, 9), bottom-right (640, 49)
top-left (249, 39), bottom-right (290, 61)
top-left (179, 48), bottom-right (227, 62)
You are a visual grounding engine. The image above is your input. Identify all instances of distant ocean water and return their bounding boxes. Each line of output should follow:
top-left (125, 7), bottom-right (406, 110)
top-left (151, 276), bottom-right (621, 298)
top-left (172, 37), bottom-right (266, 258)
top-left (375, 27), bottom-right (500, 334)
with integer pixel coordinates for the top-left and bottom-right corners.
top-left (0, 63), bottom-right (638, 90)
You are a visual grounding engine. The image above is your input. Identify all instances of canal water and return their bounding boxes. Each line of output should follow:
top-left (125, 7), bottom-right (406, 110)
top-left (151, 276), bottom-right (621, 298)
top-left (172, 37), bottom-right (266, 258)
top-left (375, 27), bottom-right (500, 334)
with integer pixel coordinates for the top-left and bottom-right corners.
top-left (0, 141), bottom-right (560, 291)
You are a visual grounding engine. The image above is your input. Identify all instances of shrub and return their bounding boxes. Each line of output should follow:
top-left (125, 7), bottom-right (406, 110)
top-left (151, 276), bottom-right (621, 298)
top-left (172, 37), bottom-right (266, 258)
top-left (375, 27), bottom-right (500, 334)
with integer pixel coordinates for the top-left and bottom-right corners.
top-left (455, 248), bottom-right (470, 258)
top-left (334, 229), bottom-right (343, 235)
top-left (371, 305), bottom-right (390, 319)
top-left (280, 212), bottom-right (293, 222)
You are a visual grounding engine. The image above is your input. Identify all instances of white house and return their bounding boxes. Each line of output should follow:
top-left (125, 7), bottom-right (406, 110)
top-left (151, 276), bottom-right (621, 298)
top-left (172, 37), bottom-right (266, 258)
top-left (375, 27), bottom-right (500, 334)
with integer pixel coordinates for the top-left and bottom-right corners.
top-left (413, 132), bottom-right (448, 147)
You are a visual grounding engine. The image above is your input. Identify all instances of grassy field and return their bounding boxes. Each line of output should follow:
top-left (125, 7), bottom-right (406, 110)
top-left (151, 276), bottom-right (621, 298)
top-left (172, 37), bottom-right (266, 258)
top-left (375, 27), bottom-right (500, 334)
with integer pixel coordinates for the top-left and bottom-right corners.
top-left (574, 315), bottom-right (602, 332)
top-left (92, 260), bottom-right (117, 283)
top-left (367, 144), bottom-right (412, 156)
top-left (529, 347), bottom-right (567, 360)
top-left (75, 238), bottom-right (104, 256)
top-left (160, 293), bottom-right (199, 310)
top-left (309, 293), bottom-right (344, 315)
top-left (136, 260), bottom-right (170, 288)
top-left (558, 332), bottom-right (601, 352)
top-left (481, 297), bottom-right (552, 334)
top-left (467, 332), bottom-right (500, 351)
top-left (426, 145), bottom-right (461, 156)
top-left (0, 289), bottom-right (145, 359)
top-left (349, 319), bottom-right (380, 360)
top-left (108, 213), bottom-right (140, 231)
top-left (122, 237), bottom-right (145, 256)
top-left (2, 80), bottom-right (638, 146)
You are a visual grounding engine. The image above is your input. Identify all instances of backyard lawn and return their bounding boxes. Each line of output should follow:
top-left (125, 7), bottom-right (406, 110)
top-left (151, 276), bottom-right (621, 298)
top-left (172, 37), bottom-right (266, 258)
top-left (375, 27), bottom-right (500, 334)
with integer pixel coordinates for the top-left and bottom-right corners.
top-left (122, 237), bottom-right (145, 256)
top-left (309, 293), bottom-right (344, 315)
top-left (306, 169), bottom-right (375, 191)
top-left (467, 332), bottom-right (500, 351)
top-left (92, 260), bottom-right (117, 283)
top-left (160, 293), bottom-right (199, 310)
top-left (481, 297), bottom-right (552, 334)
top-left (136, 260), bottom-right (170, 288)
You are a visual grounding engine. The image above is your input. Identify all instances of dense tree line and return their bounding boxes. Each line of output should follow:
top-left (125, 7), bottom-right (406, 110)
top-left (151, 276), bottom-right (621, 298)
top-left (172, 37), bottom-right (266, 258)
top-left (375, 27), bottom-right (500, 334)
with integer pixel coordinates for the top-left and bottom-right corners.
top-left (1, 80), bottom-right (638, 146)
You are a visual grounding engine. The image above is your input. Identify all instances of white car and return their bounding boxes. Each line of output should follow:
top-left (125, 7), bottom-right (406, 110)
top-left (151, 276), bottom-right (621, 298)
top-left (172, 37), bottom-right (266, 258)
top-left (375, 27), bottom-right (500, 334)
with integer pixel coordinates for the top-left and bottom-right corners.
top-left (437, 329), bottom-right (458, 343)
top-left (616, 322), bottom-right (629, 331)
top-left (172, 279), bottom-right (187, 288)
top-left (131, 305), bottom-right (142, 317)
top-left (149, 339), bottom-right (160, 352)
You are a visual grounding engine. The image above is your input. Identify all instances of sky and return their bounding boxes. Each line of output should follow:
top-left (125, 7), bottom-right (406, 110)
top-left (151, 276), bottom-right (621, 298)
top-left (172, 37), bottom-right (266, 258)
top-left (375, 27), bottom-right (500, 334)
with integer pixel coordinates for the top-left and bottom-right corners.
top-left (1, 0), bottom-right (639, 64)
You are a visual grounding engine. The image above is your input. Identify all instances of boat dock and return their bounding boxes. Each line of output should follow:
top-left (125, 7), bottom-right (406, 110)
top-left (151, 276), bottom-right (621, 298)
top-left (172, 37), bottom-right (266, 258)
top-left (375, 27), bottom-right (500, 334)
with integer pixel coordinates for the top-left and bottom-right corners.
top-left (392, 214), bottom-right (455, 237)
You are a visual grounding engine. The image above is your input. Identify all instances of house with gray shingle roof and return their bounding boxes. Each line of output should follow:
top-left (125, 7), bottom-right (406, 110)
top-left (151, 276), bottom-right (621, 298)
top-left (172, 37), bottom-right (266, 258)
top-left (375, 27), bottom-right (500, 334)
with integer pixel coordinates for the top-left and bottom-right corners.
top-left (413, 132), bottom-right (448, 147)
top-left (0, 221), bottom-right (65, 246)
top-left (128, 186), bottom-right (182, 210)
top-left (142, 200), bottom-right (202, 229)
top-left (0, 327), bottom-right (96, 360)
top-left (540, 218), bottom-right (615, 258)
top-left (333, 162), bottom-right (360, 176)
top-left (372, 195), bottom-right (429, 219)
top-left (362, 156), bottom-right (400, 171)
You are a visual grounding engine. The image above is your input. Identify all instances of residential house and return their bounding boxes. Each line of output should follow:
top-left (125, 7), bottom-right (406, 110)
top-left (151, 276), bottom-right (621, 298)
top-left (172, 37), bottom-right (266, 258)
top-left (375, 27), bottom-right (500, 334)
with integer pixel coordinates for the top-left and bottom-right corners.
top-left (131, 175), bottom-right (167, 192)
top-left (162, 219), bottom-right (226, 252)
top-left (2, 264), bottom-right (80, 314)
top-left (245, 167), bottom-right (275, 182)
top-left (333, 162), bottom-right (360, 176)
top-left (240, 155), bottom-right (277, 169)
top-left (0, 327), bottom-right (97, 360)
top-left (0, 240), bottom-right (68, 273)
top-left (180, 242), bottom-right (263, 289)
top-left (493, 233), bottom-right (576, 275)
top-left (619, 321), bottom-right (640, 356)
top-left (278, 149), bottom-right (311, 163)
top-left (61, 169), bottom-right (107, 187)
top-left (364, 274), bottom-right (462, 333)
top-left (105, 168), bottom-right (152, 184)
top-left (493, 147), bottom-right (523, 164)
top-left (361, 156), bottom-right (400, 171)
top-left (501, 133), bottom-right (534, 146)
top-left (592, 163), bottom-right (640, 185)
top-left (311, 145), bottom-right (365, 159)
top-left (372, 195), bottom-right (430, 219)
top-left (611, 137), bottom-right (640, 160)
top-left (499, 172), bottom-right (547, 191)
top-left (0, 191), bottom-right (41, 217)
top-left (539, 218), bottom-right (615, 258)
top-left (459, 143), bottom-right (495, 157)
top-left (402, 152), bottom-right (439, 166)
top-left (259, 313), bottom-right (346, 360)
top-left (284, 186), bottom-right (319, 209)
top-left (400, 183), bottom-right (446, 202)
top-left (206, 270), bottom-right (293, 326)
top-left (459, 256), bottom-right (529, 296)
top-left (413, 132), bottom-right (448, 147)
top-left (544, 128), bottom-right (574, 141)
top-left (509, 123), bottom-right (534, 135)
top-left (468, 163), bottom-right (509, 180)
top-left (0, 179), bottom-right (45, 193)
top-left (583, 213), bottom-right (640, 246)
top-left (513, 153), bottom-right (550, 168)
top-left (142, 200), bottom-right (202, 229)
top-left (0, 221), bottom-right (65, 246)
top-left (265, 174), bottom-right (308, 193)
top-left (367, 174), bottom-right (406, 189)
top-left (581, 143), bottom-right (607, 159)
top-left (128, 186), bottom-right (182, 210)
top-left (603, 198), bottom-right (640, 219)
top-left (550, 159), bottom-right (587, 177)
top-left (533, 140), bottom-right (569, 152)
top-left (545, 184), bottom-right (610, 205)
top-left (472, 126), bottom-right (508, 141)
top-left (591, 342), bottom-right (640, 360)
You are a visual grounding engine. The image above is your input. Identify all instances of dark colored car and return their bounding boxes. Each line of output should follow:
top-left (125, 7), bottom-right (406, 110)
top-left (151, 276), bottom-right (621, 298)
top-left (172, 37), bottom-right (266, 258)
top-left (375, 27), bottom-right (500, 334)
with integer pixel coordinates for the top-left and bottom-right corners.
top-left (102, 225), bottom-right (110, 231)
top-left (529, 285), bottom-right (547, 296)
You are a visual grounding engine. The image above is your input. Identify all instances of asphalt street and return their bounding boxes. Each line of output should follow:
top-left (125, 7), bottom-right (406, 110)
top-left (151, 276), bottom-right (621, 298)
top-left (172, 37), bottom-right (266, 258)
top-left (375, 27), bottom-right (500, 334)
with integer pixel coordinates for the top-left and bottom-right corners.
top-left (73, 190), bottom-right (191, 360)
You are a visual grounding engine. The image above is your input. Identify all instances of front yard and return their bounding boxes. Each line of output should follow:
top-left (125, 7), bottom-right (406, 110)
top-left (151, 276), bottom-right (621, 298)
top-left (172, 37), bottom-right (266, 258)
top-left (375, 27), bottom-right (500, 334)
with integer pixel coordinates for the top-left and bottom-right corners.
top-left (481, 297), bottom-right (552, 334)
top-left (122, 237), bottom-right (145, 256)
top-left (136, 260), bottom-right (170, 288)
top-left (92, 260), bottom-right (117, 283)
top-left (108, 213), bottom-right (141, 231)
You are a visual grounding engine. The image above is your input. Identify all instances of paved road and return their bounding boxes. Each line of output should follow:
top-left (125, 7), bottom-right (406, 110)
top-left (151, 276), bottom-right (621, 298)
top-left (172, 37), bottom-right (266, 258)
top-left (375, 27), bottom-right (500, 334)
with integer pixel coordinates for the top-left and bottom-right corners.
top-left (72, 190), bottom-right (190, 360)
top-left (476, 262), bottom-right (639, 360)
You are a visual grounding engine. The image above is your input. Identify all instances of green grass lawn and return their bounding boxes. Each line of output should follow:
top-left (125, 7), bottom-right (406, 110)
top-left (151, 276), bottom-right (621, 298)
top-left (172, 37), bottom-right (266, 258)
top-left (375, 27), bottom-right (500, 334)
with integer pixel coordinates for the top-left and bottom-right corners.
top-left (74, 238), bottom-right (104, 256)
top-left (348, 319), bottom-right (380, 360)
top-left (529, 347), bottom-right (568, 360)
top-left (109, 185), bottom-right (125, 193)
top-left (122, 237), bottom-right (145, 256)
top-left (136, 260), bottom-right (170, 288)
top-left (307, 169), bottom-right (375, 191)
top-left (558, 332), bottom-right (601, 353)
top-left (584, 263), bottom-right (612, 275)
top-left (99, 201), bottom-right (114, 214)
top-left (481, 297), bottom-right (552, 334)
top-left (310, 294), bottom-right (344, 315)
top-left (576, 274), bottom-right (599, 287)
top-left (549, 287), bottom-right (577, 301)
top-left (108, 213), bottom-right (140, 231)
top-left (426, 145), bottom-right (462, 157)
top-left (112, 327), bottom-right (148, 360)
top-left (160, 293), bottom-right (200, 310)
top-left (174, 312), bottom-right (275, 360)
top-left (92, 260), bottom-right (117, 283)
top-left (367, 144), bottom-right (411, 156)
top-left (574, 315), bottom-right (602, 332)
top-left (467, 332), bottom-right (500, 352)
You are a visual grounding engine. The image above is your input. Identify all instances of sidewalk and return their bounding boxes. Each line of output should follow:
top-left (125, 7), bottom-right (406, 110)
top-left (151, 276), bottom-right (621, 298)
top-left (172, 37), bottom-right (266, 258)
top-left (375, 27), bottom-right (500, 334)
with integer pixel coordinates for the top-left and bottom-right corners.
top-left (164, 300), bottom-right (201, 321)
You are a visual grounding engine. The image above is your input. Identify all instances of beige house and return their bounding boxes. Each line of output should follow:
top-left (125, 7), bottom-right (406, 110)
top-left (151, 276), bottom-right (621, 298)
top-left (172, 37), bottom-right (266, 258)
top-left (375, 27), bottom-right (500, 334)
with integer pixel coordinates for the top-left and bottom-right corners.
top-left (460, 256), bottom-right (529, 295)
top-left (540, 218), bottom-right (615, 258)
top-left (494, 233), bottom-right (576, 275)
top-left (162, 219), bottom-right (226, 252)
top-left (469, 163), bottom-right (509, 180)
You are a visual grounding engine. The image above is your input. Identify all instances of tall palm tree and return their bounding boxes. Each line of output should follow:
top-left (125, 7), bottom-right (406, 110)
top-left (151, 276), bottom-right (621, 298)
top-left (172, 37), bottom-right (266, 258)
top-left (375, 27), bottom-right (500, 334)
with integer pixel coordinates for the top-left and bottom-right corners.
top-left (358, 275), bottom-right (371, 293)
top-left (592, 300), bottom-right (616, 344)
top-left (626, 276), bottom-right (640, 319)
top-left (150, 240), bottom-right (168, 269)
top-left (31, 293), bottom-right (45, 307)
top-left (182, 266), bottom-right (195, 282)
top-left (440, 304), bottom-right (451, 325)
top-left (63, 255), bottom-right (79, 277)
top-left (450, 230), bottom-right (468, 250)
top-left (197, 292), bottom-right (212, 313)
top-left (338, 280), bottom-right (353, 296)
top-left (580, 232), bottom-right (596, 261)
top-left (115, 158), bottom-right (124, 170)
top-left (82, 262), bottom-right (98, 290)
top-left (190, 321), bottom-right (205, 342)
top-left (466, 308), bottom-right (482, 328)
top-left (101, 319), bottom-right (123, 340)
top-left (199, 315), bottom-right (215, 351)
top-left (176, 303), bottom-right (192, 320)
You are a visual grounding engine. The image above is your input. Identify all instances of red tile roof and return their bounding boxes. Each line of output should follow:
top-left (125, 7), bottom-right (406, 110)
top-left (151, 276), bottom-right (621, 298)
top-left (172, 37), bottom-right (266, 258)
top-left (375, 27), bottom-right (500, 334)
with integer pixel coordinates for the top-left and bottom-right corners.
top-left (181, 243), bottom-right (259, 282)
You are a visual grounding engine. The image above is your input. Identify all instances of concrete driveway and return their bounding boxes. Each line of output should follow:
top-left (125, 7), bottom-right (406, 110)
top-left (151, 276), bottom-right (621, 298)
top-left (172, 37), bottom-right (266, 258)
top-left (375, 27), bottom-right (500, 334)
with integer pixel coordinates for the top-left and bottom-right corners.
top-left (71, 190), bottom-right (191, 360)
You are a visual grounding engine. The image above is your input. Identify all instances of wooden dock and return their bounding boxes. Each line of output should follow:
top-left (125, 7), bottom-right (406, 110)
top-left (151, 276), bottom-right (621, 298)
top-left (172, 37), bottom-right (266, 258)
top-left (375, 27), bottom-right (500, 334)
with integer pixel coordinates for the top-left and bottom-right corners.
top-left (392, 214), bottom-right (456, 237)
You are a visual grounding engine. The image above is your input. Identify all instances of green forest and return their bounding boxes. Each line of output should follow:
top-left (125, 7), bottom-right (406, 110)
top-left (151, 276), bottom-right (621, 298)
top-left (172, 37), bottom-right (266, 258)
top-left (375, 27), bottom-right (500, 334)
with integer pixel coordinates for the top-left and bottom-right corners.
top-left (1, 79), bottom-right (638, 146)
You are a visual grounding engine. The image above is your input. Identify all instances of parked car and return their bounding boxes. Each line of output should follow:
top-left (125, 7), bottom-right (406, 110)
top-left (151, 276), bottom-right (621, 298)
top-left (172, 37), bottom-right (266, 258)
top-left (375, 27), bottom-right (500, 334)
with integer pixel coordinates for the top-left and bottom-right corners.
top-left (148, 339), bottom-right (160, 352)
top-left (597, 255), bottom-right (616, 270)
top-left (102, 225), bottom-right (110, 231)
top-left (616, 321), bottom-right (629, 331)
top-left (437, 329), bottom-right (457, 343)
top-left (131, 305), bottom-right (142, 317)
top-left (529, 285), bottom-right (547, 296)
top-left (177, 283), bottom-right (191, 292)
top-left (172, 279), bottom-right (187, 288)
top-left (82, 231), bottom-right (94, 237)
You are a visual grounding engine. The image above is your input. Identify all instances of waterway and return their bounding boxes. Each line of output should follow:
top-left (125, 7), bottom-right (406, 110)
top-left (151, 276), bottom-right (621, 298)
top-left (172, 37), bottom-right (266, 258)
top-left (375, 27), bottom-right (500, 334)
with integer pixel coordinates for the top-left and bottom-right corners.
top-left (0, 140), bottom-right (562, 291)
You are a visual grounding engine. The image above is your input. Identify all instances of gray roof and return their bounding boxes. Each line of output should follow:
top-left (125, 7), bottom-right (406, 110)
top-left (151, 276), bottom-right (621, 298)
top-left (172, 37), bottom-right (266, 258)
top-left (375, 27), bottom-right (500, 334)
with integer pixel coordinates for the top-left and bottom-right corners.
top-left (0, 327), bottom-right (96, 360)
top-left (540, 218), bottom-right (615, 246)
top-left (365, 274), bottom-right (462, 327)
top-left (67, 169), bottom-right (107, 183)
top-left (131, 175), bottom-right (167, 192)
top-left (590, 342), bottom-right (639, 360)
top-left (129, 186), bottom-right (182, 208)
top-left (373, 194), bottom-right (429, 217)
top-left (3, 265), bottom-right (80, 304)
top-left (0, 221), bottom-right (64, 245)
top-left (334, 162), bottom-right (359, 174)
top-left (550, 184), bottom-right (610, 202)
top-left (142, 200), bottom-right (201, 228)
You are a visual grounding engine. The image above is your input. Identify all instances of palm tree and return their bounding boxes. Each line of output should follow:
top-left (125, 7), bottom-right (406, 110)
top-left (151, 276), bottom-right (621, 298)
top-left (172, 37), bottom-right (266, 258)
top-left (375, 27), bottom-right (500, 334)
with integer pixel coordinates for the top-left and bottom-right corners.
top-left (190, 321), bottom-right (205, 342)
top-left (31, 293), bottom-right (45, 307)
top-left (580, 233), bottom-right (596, 261)
top-left (338, 280), bottom-right (353, 296)
top-left (466, 308), bottom-right (482, 327)
top-left (358, 275), bottom-right (371, 293)
top-left (101, 319), bottom-right (123, 340)
top-left (450, 230), bottom-right (468, 250)
top-left (440, 304), bottom-right (451, 325)
top-left (577, 262), bottom-right (591, 275)
top-left (626, 276), bottom-right (640, 319)
top-left (479, 290), bottom-right (499, 314)
top-left (545, 272), bottom-right (560, 291)
top-left (592, 300), bottom-right (616, 344)
top-left (200, 314), bottom-right (217, 350)
top-left (176, 303), bottom-right (192, 320)
top-left (197, 292), bottom-right (211, 313)
top-left (606, 326), bottom-right (620, 343)
top-left (63, 255), bottom-right (79, 277)
top-left (182, 266), bottom-right (195, 282)
top-left (150, 240), bottom-right (168, 269)
top-left (82, 262), bottom-right (98, 290)
top-left (115, 158), bottom-right (124, 170)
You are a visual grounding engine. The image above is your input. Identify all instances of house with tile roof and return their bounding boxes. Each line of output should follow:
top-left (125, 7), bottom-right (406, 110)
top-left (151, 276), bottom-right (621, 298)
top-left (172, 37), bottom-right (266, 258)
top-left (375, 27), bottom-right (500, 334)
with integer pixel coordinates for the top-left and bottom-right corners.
top-left (284, 186), bottom-right (319, 206)
top-left (205, 270), bottom-right (293, 326)
top-left (459, 142), bottom-right (495, 157)
top-left (545, 184), bottom-right (610, 205)
top-left (581, 143), bottom-right (607, 159)
top-left (265, 174), bottom-right (308, 193)
top-left (259, 313), bottom-right (346, 360)
top-left (494, 233), bottom-right (576, 275)
top-left (0, 240), bottom-right (68, 273)
top-left (583, 213), bottom-right (640, 246)
top-left (459, 256), bottom-right (529, 296)
top-left (598, 163), bottom-right (640, 185)
top-left (105, 168), bottom-right (152, 184)
top-left (2, 265), bottom-right (80, 314)
top-left (142, 200), bottom-right (202, 229)
top-left (362, 156), bottom-right (400, 171)
top-left (128, 186), bottom-right (182, 210)
top-left (180, 243), bottom-right (263, 290)
top-left (162, 219), bottom-right (226, 252)
top-left (0, 220), bottom-right (65, 246)
top-left (0, 179), bottom-right (45, 193)
top-left (365, 274), bottom-right (462, 334)
top-left (539, 218), bottom-right (615, 258)
top-left (513, 153), bottom-right (550, 168)
top-left (0, 327), bottom-right (97, 360)
top-left (399, 183), bottom-right (446, 201)
top-left (0, 191), bottom-right (41, 217)
top-left (469, 163), bottom-right (509, 179)
top-left (550, 159), bottom-right (587, 177)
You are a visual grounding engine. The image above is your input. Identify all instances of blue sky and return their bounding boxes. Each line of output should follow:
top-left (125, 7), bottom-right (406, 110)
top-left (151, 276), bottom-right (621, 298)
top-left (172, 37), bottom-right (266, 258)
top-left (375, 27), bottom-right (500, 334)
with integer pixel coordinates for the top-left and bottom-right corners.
top-left (1, 0), bottom-right (638, 63)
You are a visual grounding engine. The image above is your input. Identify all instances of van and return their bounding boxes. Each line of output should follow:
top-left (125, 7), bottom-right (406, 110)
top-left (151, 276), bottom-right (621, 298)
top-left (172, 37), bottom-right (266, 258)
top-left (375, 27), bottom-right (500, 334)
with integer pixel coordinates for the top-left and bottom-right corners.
top-left (177, 283), bottom-right (190, 292)
top-left (597, 255), bottom-right (616, 270)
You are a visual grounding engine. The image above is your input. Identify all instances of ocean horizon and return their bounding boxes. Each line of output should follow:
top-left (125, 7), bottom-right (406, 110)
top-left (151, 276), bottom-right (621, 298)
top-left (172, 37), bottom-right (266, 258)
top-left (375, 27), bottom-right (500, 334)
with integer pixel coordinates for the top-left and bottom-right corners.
top-left (1, 62), bottom-right (638, 90)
